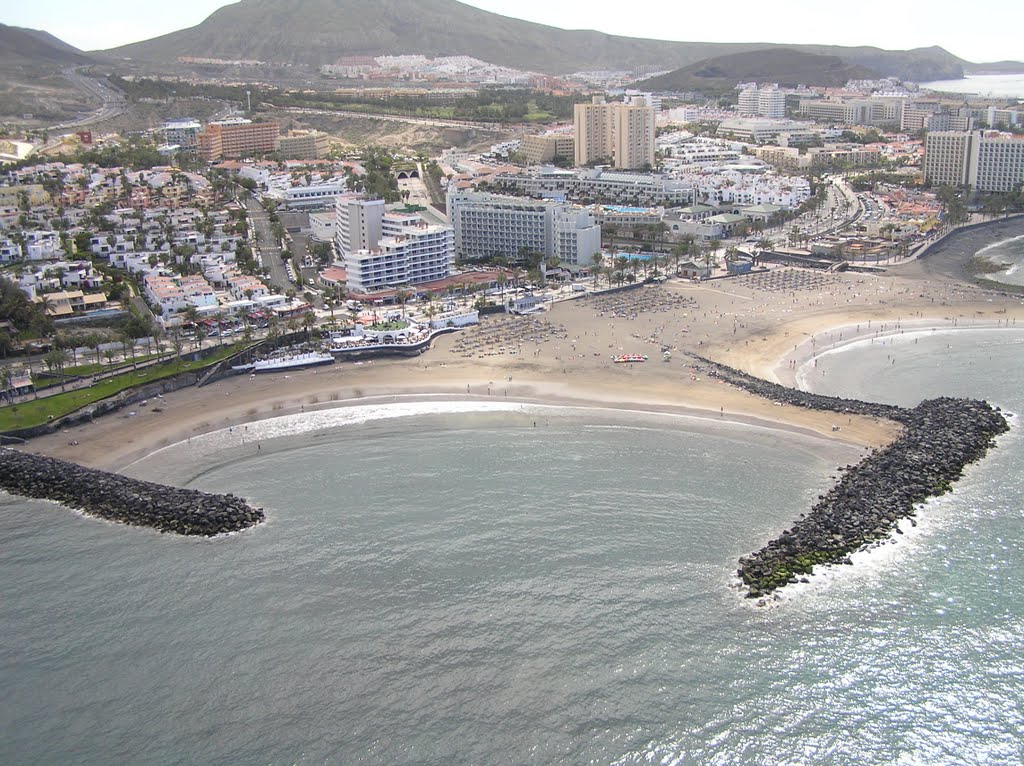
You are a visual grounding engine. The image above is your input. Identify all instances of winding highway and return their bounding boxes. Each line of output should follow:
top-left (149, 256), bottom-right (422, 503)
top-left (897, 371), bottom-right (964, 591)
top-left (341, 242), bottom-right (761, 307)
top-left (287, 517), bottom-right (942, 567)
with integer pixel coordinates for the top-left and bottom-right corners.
top-left (47, 68), bottom-right (128, 131)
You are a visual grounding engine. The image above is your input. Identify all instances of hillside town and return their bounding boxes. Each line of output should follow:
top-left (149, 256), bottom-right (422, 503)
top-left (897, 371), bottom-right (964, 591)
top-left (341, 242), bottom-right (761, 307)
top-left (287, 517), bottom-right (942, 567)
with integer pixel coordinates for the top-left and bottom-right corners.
top-left (2, 52), bottom-right (1023, 422)
top-left (6, 3), bottom-right (1024, 765)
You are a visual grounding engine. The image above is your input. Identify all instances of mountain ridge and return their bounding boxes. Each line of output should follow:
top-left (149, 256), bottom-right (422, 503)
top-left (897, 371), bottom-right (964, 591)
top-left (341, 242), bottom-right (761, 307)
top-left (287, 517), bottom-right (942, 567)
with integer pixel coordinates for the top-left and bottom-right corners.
top-left (0, 24), bottom-right (94, 68)
top-left (100, 0), bottom-right (973, 81)
top-left (637, 49), bottom-right (880, 91)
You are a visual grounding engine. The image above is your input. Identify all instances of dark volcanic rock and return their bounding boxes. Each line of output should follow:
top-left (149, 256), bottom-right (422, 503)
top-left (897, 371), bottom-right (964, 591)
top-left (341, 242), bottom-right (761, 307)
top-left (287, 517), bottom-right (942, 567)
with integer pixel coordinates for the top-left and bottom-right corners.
top-left (0, 448), bottom-right (264, 536)
top-left (688, 355), bottom-right (1010, 597)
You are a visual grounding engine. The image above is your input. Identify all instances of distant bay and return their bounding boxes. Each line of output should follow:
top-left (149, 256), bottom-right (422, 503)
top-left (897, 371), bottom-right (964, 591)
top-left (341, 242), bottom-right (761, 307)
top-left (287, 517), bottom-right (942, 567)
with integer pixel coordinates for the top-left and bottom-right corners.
top-left (920, 73), bottom-right (1024, 99)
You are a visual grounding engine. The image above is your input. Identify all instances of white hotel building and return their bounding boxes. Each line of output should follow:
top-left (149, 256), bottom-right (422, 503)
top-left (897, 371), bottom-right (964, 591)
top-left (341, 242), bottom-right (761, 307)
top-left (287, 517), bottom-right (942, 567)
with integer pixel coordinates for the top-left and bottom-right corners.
top-left (446, 190), bottom-right (601, 269)
top-left (924, 131), bottom-right (1024, 193)
top-left (334, 198), bottom-right (456, 293)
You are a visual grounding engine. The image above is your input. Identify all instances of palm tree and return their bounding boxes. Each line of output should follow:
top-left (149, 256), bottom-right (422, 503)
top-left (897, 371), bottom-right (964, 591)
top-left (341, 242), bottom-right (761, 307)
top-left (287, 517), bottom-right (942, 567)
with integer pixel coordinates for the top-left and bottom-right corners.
top-left (700, 246), bottom-right (719, 278)
top-left (395, 289), bottom-right (412, 318)
top-left (590, 252), bottom-right (603, 286)
top-left (103, 349), bottom-right (117, 374)
top-left (267, 315), bottom-right (282, 345)
top-left (1, 366), bottom-right (12, 405)
top-left (118, 328), bottom-right (138, 369)
top-left (723, 246), bottom-right (741, 274)
top-left (302, 310), bottom-right (316, 340)
top-left (670, 241), bottom-right (688, 277)
top-left (44, 349), bottom-right (70, 391)
top-left (170, 331), bottom-right (184, 360)
top-left (614, 256), bottom-right (630, 286)
top-left (88, 333), bottom-right (103, 371)
top-left (214, 311), bottom-right (227, 345)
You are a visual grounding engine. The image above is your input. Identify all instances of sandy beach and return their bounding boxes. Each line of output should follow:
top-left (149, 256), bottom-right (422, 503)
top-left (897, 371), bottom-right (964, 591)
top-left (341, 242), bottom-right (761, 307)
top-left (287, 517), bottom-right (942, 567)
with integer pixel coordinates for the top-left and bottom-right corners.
top-left (23, 218), bottom-right (1024, 473)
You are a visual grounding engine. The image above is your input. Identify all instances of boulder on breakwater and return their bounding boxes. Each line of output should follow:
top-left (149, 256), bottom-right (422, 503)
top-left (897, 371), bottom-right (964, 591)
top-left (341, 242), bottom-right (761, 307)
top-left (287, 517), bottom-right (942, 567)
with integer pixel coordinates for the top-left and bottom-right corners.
top-left (0, 448), bottom-right (264, 536)
top-left (687, 355), bottom-right (1010, 597)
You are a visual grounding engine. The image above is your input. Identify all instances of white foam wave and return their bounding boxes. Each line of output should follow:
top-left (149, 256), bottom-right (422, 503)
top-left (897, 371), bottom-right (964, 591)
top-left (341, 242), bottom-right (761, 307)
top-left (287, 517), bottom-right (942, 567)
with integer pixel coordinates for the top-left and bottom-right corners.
top-left (976, 233), bottom-right (1024, 259)
top-left (139, 399), bottom-right (533, 464)
top-left (795, 325), bottom-right (1024, 393)
top-left (746, 406), bottom-right (1018, 610)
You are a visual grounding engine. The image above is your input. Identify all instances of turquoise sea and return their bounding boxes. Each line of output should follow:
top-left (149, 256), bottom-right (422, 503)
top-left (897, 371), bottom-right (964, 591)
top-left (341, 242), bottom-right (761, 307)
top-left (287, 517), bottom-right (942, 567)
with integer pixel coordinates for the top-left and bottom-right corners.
top-left (2, 329), bottom-right (1024, 764)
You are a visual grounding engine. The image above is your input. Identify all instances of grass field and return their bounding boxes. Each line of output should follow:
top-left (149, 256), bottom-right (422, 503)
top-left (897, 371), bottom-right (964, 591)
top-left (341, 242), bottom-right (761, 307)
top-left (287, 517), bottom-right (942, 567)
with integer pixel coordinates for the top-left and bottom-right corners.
top-left (0, 345), bottom-right (239, 433)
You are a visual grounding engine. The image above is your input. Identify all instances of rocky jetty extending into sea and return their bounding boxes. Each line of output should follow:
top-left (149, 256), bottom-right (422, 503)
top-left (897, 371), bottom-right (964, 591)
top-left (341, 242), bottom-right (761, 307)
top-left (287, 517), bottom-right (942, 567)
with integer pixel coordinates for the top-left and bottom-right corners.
top-left (0, 448), bottom-right (264, 536)
top-left (688, 355), bottom-right (1010, 598)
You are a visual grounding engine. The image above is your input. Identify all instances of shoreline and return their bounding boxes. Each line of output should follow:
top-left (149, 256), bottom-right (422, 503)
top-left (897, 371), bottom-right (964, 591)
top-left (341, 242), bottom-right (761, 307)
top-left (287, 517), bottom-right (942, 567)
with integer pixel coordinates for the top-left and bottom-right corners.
top-left (22, 304), bottom-right (1021, 474)
top-left (18, 217), bottom-right (1024, 474)
top-left (121, 395), bottom-right (870, 487)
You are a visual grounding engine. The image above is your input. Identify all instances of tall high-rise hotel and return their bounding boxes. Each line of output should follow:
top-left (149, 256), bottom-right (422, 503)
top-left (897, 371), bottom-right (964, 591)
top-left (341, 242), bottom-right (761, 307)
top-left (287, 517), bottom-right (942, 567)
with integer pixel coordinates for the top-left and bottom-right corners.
top-left (574, 96), bottom-right (656, 170)
top-left (924, 131), bottom-right (1024, 193)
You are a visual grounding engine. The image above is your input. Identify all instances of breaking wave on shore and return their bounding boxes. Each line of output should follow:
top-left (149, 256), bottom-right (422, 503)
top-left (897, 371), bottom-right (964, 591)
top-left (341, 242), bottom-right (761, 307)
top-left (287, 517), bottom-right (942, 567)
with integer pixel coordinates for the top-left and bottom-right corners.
top-left (972, 233), bottom-right (1024, 286)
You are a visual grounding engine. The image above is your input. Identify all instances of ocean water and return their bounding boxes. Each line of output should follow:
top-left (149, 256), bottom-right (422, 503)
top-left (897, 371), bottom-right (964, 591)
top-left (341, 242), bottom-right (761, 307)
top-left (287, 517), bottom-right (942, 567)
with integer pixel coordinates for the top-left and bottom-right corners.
top-left (2, 331), bottom-right (1024, 765)
top-left (973, 233), bottom-right (1024, 286)
top-left (921, 73), bottom-right (1024, 99)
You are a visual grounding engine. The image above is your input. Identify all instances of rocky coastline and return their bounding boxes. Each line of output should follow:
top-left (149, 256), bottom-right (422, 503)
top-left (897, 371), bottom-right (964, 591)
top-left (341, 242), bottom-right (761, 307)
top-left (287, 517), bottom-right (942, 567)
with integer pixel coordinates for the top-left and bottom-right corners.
top-left (689, 355), bottom-right (1010, 598)
top-left (0, 448), bottom-right (264, 536)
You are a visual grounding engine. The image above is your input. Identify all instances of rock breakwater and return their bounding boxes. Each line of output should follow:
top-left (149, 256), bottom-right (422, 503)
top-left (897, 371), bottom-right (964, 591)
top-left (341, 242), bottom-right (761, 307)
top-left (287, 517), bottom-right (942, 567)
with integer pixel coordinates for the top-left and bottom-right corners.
top-left (688, 355), bottom-right (1010, 598)
top-left (0, 448), bottom-right (264, 536)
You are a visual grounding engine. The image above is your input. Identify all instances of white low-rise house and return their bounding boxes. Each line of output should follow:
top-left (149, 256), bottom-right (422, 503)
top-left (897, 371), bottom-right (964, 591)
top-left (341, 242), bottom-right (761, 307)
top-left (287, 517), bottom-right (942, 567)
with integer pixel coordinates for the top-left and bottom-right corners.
top-left (144, 273), bottom-right (218, 319)
top-left (239, 164), bottom-right (274, 187)
top-left (493, 167), bottom-right (696, 206)
top-left (255, 293), bottom-right (288, 310)
top-left (428, 309), bottom-right (479, 329)
top-left (227, 273), bottom-right (269, 301)
top-left (267, 179), bottom-right (350, 210)
top-left (0, 239), bottom-right (23, 262)
top-left (222, 299), bottom-right (257, 318)
top-left (90, 234), bottom-right (135, 257)
top-left (665, 166), bottom-right (811, 210)
top-left (110, 252), bottom-right (161, 275)
top-left (310, 211), bottom-right (336, 242)
top-left (21, 231), bottom-right (66, 261)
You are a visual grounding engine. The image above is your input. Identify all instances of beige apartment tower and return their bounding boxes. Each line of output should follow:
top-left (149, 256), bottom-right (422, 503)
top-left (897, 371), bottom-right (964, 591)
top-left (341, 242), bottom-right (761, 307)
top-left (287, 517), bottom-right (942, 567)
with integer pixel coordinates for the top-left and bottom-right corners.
top-left (574, 96), bottom-right (615, 167)
top-left (613, 98), bottom-right (656, 170)
top-left (574, 96), bottom-right (655, 170)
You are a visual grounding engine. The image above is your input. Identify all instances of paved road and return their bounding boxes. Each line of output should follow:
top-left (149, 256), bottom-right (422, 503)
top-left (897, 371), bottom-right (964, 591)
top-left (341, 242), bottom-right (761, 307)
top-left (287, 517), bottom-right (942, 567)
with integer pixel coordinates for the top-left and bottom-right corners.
top-left (398, 169), bottom-right (449, 225)
top-left (246, 198), bottom-right (294, 295)
top-left (47, 68), bottom-right (128, 131)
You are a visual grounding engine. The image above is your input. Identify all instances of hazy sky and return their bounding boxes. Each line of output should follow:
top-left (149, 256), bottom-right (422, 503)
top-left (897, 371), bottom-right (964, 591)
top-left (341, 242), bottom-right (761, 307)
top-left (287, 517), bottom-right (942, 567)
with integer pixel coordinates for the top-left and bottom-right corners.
top-left (5, 0), bottom-right (1022, 64)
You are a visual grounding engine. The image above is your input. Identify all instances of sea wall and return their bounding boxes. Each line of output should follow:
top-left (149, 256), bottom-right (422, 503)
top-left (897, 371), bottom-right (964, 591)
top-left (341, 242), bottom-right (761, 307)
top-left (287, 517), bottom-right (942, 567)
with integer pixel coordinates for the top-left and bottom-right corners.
top-left (3, 371), bottom-right (205, 441)
top-left (0, 448), bottom-right (265, 536)
top-left (688, 355), bottom-right (1009, 598)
